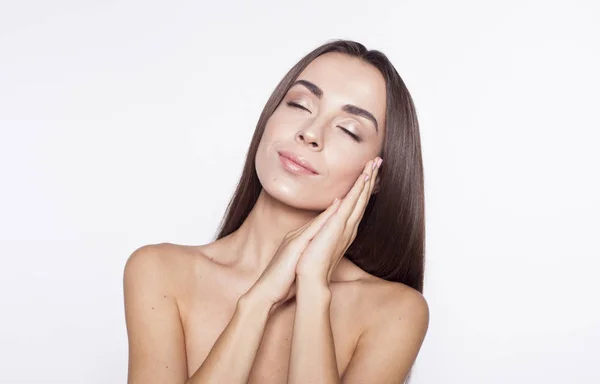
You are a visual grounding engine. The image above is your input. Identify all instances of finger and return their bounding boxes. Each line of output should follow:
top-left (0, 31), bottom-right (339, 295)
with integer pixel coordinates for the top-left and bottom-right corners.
top-left (347, 172), bottom-right (373, 230)
top-left (346, 157), bottom-right (379, 230)
top-left (288, 198), bottom-right (341, 249)
top-left (368, 157), bottom-right (381, 192)
top-left (287, 198), bottom-right (339, 236)
top-left (336, 158), bottom-right (377, 220)
top-left (347, 157), bottom-right (381, 234)
top-left (302, 203), bottom-right (347, 260)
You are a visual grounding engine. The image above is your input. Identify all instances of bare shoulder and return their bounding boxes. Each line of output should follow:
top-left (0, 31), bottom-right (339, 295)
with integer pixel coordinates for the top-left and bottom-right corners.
top-left (339, 270), bottom-right (430, 382)
top-left (338, 259), bottom-right (429, 329)
top-left (122, 242), bottom-right (218, 384)
top-left (125, 242), bottom-right (203, 264)
top-left (123, 242), bottom-right (215, 286)
top-left (358, 274), bottom-right (429, 334)
top-left (124, 242), bottom-right (187, 271)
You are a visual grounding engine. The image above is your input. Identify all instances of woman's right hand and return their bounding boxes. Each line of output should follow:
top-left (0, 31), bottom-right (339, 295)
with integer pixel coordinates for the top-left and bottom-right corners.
top-left (243, 198), bottom-right (342, 313)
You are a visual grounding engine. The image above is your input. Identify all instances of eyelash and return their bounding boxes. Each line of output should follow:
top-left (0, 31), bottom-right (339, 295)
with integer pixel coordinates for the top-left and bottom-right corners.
top-left (286, 101), bottom-right (362, 143)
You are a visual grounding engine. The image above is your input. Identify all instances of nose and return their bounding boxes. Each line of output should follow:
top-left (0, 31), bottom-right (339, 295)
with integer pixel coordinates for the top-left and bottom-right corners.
top-left (295, 124), bottom-right (323, 150)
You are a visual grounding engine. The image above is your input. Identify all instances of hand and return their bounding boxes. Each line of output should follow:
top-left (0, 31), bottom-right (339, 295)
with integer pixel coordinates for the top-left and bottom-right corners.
top-left (295, 156), bottom-right (382, 284)
top-left (244, 197), bottom-right (342, 313)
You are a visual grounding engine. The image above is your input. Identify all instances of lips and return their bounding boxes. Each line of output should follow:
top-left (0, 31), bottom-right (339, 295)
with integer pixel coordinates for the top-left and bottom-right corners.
top-left (277, 150), bottom-right (319, 174)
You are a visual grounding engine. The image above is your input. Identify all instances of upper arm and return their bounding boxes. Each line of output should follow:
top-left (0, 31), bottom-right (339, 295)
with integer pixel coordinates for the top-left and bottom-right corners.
top-left (123, 244), bottom-right (188, 384)
top-left (341, 287), bottom-right (429, 384)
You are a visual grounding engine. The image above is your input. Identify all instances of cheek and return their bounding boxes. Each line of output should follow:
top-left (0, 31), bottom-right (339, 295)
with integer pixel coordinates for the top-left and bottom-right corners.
top-left (325, 161), bottom-right (365, 198)
top-left (260, 113), bottom-right (295, 145)
top-left (254, 122), bottom-right (321, 209)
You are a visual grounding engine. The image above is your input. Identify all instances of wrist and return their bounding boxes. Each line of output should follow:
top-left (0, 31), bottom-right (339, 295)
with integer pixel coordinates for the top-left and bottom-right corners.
top-left (296, 275), bottom-right (332, 300)
top-left (237, 289), bottom-right (274, 316)
top-left (296, 272), bottom-right (328, 288)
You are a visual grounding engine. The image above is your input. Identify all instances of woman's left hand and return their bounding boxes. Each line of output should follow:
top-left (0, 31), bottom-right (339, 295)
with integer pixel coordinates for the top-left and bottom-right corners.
top-left (295, 156), bottom-right (382, 285)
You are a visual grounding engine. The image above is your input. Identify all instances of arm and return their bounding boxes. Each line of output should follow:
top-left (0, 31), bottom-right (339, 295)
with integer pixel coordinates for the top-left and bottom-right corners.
top-left (287, 281), bottom-right (429, 384)
top-left (287, 276), bottom-right (339, 384)
top-left (124, 245), bottom-right (188, 384)
top-left (341, 288), bottom-right (429, 383)
top-left (186, 292), bottom-right (272, 383)
top-left (288, 158), bottom-right (383, 383)
top-left (124, 245), bottom-right (273, 384)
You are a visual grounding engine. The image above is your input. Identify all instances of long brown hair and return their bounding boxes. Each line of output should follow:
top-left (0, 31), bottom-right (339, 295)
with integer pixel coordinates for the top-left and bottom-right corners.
top-left (214, 39), bottom-right (425, 293)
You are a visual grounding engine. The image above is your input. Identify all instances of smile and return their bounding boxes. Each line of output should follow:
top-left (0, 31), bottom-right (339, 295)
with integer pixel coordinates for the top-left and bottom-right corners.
top-left (278, 152), bottom-right (319, 175)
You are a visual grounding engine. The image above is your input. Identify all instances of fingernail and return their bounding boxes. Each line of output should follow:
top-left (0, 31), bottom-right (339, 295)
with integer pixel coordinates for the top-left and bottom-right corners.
top-left (377, 158), bottom-right (383, 168)
top-left (371, 159), bottom-right (378, 170)
top-left (364, 173), bottom-right (370, 181)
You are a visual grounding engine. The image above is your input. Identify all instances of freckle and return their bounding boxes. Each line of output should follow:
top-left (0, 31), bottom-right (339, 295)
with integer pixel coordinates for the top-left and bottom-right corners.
top-left (164, 295), bottom-right (167, 298)
top-left (166, 365), bottom-right (169, 368)
top-left (152, 307), bottom-right (154, 310)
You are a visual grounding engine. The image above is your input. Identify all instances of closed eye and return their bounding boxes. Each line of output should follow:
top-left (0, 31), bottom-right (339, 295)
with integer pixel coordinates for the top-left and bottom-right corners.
top-left (286, 101), bottom-right (311, 113)
top-left (287, 101), bottom-right (362, 143)
top-left (338, 126), bottom-right (361, 142)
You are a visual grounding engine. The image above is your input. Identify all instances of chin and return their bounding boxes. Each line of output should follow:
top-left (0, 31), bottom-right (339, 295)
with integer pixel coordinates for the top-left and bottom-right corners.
top-left (258, 173), bottom-right (321, 211)
top-left (256, 167), bottom-right (322, 213)
top-left (255, 143), bottom-right (330, 211)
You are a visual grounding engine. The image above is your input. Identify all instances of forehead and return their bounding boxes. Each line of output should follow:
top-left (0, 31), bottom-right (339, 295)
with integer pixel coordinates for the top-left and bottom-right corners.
top-left (295, 52), bottom-right (387, 128)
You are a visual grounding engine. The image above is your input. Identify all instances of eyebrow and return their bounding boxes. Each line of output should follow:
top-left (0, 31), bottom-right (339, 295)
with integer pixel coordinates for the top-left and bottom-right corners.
top-left (291, 79), bottom-right (379, 132)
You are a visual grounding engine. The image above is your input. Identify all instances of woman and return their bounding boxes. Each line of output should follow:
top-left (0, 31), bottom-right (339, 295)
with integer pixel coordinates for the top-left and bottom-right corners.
top-left (124, 39), bottom-right (429, 384)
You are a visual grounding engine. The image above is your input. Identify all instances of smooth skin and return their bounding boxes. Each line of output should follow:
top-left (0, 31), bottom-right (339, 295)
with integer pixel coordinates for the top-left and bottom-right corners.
top-left (124, 52), bottom-right (429, 384)
top-left (288, 157), bottom-right (383, 383)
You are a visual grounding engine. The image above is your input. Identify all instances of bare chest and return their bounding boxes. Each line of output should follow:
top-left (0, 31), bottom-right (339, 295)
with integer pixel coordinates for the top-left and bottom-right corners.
top-left (180, 283), bottom-right (361, 382)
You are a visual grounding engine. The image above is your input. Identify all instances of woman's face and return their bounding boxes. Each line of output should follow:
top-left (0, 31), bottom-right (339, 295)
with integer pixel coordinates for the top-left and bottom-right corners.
top-left (255, 52), bottom-right (386, 211)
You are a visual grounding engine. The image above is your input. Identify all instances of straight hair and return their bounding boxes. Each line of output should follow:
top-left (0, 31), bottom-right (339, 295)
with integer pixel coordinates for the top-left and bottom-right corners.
top-left (214, 39), bottom-right (425, 294)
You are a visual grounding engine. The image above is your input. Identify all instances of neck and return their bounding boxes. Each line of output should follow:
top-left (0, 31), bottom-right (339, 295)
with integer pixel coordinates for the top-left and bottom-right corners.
top-left (225, 188), bottom-right (319, 276)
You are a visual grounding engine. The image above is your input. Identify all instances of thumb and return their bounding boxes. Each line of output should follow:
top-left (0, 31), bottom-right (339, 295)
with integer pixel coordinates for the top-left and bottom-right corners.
top-left (289, 198), bottom-right (341, 251)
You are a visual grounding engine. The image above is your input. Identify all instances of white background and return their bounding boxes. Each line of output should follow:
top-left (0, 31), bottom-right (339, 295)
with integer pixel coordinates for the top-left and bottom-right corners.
top-left (1, 0), bottom-right (599, 383)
